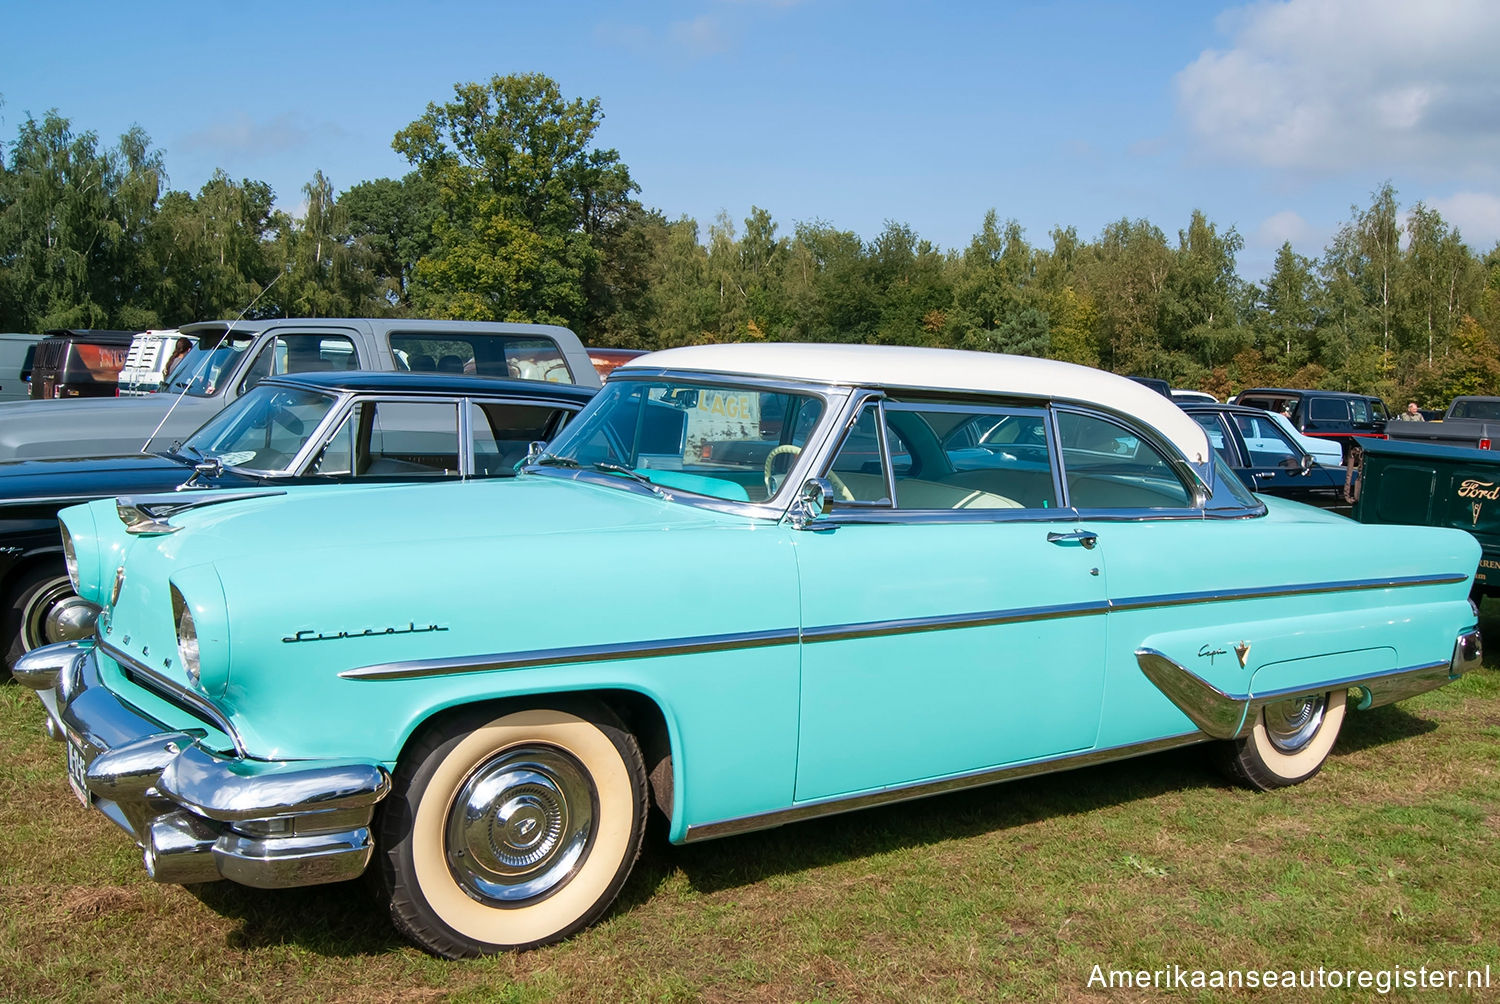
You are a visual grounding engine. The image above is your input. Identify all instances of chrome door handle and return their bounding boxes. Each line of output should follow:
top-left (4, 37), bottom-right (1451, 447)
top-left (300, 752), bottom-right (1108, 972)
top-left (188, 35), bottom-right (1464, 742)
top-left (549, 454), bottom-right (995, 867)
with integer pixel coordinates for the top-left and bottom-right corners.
top-left (1046, 530), bottom-right (1098, 549)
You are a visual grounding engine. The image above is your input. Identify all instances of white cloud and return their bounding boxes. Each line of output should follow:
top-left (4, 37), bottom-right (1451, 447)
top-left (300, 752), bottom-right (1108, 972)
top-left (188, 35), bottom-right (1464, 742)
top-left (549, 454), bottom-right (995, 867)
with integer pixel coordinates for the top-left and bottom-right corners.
top-left (1176, 0), bottom-right (1500, 174)
top-left (178, 112), bottom-right (323, 159)
top-left (1426, 191), bottom-right (1500, 249)
top-left (669, 15), bottom-right (731, 57)
top-left (1251, 209), bottom-right (1324, 251)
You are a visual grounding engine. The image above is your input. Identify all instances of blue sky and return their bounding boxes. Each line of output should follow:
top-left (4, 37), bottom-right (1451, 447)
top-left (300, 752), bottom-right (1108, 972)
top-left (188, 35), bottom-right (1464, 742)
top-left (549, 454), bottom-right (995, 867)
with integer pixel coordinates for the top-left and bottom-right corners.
top-left (5, 0), bottom-right (1499, 282)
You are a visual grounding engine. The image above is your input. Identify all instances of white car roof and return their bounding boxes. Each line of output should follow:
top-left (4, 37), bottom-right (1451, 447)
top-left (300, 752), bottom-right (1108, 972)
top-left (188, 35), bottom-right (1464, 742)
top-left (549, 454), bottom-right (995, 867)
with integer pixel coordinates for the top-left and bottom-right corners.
top-left (623, 343), bottom-right (1211, 464)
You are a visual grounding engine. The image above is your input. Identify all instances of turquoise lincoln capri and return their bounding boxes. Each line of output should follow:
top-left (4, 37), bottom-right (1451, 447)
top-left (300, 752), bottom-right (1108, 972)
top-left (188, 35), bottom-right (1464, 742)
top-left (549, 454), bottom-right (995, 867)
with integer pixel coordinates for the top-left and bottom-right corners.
top-left (17, 344), bottom-right (1482, 958)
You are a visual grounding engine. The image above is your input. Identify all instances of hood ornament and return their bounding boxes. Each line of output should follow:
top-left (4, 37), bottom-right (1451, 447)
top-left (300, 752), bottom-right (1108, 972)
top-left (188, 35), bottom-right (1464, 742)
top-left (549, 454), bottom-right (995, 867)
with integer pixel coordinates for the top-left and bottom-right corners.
top-left (1234, 640), bottom-right (1252, 668)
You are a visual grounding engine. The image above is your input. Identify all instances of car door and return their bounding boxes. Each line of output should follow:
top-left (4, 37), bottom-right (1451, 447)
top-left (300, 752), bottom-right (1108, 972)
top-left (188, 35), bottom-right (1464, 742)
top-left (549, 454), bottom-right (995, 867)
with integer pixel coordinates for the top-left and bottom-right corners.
top-left (1230, 411), bottom-right (1347, 508)
top-left (792, 398), bottom-right (1108, 802)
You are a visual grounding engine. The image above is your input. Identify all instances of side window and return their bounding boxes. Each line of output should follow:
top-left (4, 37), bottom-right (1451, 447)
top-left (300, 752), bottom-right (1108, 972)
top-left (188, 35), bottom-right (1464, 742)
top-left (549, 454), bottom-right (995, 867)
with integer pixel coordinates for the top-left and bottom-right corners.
top-left (827, 405), bottom-right (890, 503)
top-left (825, 402), bottom-right (1058, 511)
top-left (389, 334), bottom-right (574, 384)
top-left (1190, 413), bottom-right (1236, 463)
top-left (1232, 413), bottom-right (1298, 467)
top-left (1058, 411), bottom-right (1192, 509)
top-left (470, 401), bottom-right (572, 475)
top-left (1308, 398), bottom-right (1350, 423)
top-left (241, 334), bottom-right (357, 392)
top-left (343, 400), bottom-right (462, 477)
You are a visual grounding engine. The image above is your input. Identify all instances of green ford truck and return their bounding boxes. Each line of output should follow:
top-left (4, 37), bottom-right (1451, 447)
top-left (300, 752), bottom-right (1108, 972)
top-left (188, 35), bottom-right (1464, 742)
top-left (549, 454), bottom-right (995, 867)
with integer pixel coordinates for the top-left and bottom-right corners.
top-left (1355, 437), bottom-right (1498, 597)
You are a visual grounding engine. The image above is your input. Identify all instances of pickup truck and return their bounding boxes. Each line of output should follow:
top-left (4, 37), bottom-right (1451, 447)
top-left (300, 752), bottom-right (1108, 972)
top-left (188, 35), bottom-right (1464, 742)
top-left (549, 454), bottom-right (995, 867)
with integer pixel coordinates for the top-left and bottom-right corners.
top-left (1353, 436), bottom-right (1499, 597)
top-left (1383, 396), bottom-right (1500, 450)
top-left (0, 318), bottom-right (599, 462)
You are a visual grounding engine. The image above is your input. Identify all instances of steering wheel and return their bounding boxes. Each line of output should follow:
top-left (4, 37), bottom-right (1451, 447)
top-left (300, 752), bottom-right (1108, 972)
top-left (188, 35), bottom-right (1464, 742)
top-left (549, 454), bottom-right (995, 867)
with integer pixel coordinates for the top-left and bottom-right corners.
top-left (763, 444), bottom-right (854, 501)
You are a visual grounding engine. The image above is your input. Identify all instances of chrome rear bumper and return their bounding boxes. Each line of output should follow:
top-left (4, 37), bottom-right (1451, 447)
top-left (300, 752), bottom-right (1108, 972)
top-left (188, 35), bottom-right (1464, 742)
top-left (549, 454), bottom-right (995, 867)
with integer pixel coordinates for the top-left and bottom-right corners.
top-left (1136, 626), bottom-right (1481, 740)
top-left (15, 641), bottom-right (390, 888)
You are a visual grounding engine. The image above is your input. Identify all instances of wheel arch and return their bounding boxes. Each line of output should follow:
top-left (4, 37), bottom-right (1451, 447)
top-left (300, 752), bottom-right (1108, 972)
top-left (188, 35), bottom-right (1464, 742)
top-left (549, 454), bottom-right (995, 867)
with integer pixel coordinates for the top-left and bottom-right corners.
top-left (390, 687), bottom-right (681, 827)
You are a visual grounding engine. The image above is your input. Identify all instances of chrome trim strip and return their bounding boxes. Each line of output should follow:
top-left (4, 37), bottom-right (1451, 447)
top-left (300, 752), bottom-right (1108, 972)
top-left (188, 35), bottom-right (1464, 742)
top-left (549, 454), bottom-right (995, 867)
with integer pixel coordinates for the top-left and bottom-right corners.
top-left (801, 601), bottom-right (1108, 644)
top-left (682, 732), bottom-right (1207, 842)
top-left (1110, 573), bottom-right (1467, 612)
top-left (344, 573), bottom-right (1467, 682)
top-left (340, 627), bottom-right (803, 681)
top-left (99, 640), bottom-right (247, 757)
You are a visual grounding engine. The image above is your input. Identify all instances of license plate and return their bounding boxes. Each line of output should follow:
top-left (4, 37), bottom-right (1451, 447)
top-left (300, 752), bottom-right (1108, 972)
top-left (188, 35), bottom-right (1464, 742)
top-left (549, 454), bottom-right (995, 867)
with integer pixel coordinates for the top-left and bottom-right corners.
top-left (66, 740), bottom-right (90, 806)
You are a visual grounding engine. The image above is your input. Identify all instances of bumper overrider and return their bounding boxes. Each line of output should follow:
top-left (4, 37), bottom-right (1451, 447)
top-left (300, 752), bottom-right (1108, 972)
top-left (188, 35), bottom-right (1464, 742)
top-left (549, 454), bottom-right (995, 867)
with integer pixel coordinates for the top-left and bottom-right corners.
top-left (15, 640), bottom-right (390, 888)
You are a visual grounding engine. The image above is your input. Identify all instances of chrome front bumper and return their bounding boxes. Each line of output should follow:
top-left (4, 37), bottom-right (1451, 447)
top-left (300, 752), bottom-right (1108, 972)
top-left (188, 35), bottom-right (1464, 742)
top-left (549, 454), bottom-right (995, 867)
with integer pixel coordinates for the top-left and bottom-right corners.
top-left (16, 641), bottom-right (390, 888)
top-left (1135, 626), bottom-right (1483, 741)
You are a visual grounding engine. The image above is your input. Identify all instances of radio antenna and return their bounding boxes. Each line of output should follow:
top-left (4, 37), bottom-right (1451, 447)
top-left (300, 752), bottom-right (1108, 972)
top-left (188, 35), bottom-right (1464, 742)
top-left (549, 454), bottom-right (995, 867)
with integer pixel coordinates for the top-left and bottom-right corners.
top-left (140, 270), bottom-right (283, 454)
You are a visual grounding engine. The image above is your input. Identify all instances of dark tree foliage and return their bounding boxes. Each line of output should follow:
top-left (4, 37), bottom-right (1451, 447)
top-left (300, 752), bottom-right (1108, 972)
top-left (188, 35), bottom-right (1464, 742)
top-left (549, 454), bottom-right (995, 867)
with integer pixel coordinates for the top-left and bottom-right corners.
top-left (3, 91), bottom-right (1498, 406)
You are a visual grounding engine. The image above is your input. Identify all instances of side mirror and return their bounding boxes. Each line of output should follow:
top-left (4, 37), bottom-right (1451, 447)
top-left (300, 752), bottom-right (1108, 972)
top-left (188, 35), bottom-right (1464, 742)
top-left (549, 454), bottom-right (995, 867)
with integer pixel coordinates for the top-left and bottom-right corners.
top-left (523, 441), bottom-right (548, 466)
top-left (1278, 454), bottom-right (1313, 474)
top-left (791, 477), bottom-right (835, 527)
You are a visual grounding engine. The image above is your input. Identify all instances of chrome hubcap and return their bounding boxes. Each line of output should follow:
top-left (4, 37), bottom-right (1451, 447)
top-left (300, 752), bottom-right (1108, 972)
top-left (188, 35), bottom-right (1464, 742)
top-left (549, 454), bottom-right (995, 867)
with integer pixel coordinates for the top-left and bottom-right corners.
top-left (446, 745), bottom-right (594, 905)
top-left (1263, 695), bottom-right (1326, 753)
top-left (22, 577), bottom-right (85, 650)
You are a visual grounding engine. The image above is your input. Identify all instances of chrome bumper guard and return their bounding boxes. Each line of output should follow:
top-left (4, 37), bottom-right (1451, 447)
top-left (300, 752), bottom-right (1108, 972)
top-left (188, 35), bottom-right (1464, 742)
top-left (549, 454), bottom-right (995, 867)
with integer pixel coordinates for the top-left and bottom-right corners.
top-left (15, 641), bottom-right (390, 888)
top-left (1136, 626), bottom-right (1482, 741)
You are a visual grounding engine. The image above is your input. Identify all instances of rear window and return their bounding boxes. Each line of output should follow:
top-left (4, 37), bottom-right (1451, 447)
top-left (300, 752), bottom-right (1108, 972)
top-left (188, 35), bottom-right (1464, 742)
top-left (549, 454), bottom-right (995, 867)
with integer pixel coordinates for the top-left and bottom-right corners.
top-left (1308, 398), bottom-right (1350, 422)
top-left (391, 334), bottom-right (573, 384)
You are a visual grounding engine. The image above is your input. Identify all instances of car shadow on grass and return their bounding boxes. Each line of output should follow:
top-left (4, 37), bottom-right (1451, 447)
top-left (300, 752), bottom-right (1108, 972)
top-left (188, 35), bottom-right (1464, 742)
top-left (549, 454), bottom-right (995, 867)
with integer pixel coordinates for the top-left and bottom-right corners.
top-left (629, 702), bottom-right (1447, 903)
top-left (185, 876), bottom-right (406, 956)
top-left (175, 703), bottom-right (1447, 956)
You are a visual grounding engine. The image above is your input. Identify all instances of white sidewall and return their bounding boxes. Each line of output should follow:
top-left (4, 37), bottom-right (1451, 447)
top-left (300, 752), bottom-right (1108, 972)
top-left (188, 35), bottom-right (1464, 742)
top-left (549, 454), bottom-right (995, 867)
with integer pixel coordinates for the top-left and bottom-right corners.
top-left (410, 709), bottom-right (634, 947)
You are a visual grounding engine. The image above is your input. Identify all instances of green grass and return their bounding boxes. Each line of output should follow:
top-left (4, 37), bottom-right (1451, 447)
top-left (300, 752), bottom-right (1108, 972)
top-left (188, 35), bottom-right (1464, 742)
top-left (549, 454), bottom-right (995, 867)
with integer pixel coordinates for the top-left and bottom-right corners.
top-left (2, 624), bottom-right (1499, 1002)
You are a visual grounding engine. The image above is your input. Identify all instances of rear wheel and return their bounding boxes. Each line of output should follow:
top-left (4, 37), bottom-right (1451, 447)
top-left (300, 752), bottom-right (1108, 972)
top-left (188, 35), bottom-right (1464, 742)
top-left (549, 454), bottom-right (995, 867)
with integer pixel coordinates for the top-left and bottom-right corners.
top-left (376, 702), bottom-right (647, 958)
top-left (1218, 689), bottom-right (1346, 790)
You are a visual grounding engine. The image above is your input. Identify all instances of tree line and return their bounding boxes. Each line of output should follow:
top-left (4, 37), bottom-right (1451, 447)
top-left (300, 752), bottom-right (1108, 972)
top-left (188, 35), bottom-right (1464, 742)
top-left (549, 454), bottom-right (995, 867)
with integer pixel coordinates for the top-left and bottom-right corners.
top-left (3, 73), bottom-right (1499, 405)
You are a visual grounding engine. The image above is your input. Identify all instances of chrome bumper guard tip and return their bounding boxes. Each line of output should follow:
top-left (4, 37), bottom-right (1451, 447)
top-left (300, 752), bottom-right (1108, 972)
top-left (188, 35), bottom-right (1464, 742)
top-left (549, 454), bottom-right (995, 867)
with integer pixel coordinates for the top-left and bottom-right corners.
top-left (1452, 628), bottom-right (1482, 678)
top-left (13, 640), bottom-right (86, 692)
top-left (50, 647), bottom-right (390, 890)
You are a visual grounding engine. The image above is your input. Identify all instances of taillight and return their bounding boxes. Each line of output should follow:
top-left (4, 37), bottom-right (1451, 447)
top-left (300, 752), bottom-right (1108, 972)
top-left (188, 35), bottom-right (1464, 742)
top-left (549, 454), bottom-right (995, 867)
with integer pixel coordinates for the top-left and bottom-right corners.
top-left (1482, 438), bottom-right (1492, 450)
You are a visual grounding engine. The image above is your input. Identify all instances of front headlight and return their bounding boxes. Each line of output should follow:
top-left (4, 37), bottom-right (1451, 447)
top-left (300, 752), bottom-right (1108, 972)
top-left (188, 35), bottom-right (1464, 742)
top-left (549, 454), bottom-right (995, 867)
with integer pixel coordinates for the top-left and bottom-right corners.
top-left (171, 585), bottom-right (200, 685)
top-left (60, 523), bottom-right (80, 592)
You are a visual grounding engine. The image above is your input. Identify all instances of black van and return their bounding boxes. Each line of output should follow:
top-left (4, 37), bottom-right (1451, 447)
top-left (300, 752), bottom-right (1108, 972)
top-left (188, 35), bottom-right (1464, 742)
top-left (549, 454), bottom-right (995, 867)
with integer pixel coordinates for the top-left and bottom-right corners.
top-left (1234, 387), bottom-right (1388, 461)
top-left (27, 329), bottom-right (135, 399)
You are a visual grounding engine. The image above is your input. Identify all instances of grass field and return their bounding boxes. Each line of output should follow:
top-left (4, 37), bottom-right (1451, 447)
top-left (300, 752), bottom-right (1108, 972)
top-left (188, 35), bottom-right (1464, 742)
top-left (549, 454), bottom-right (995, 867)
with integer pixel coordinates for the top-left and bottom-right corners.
top-left (2, 615), bottom-right (1498, 1003)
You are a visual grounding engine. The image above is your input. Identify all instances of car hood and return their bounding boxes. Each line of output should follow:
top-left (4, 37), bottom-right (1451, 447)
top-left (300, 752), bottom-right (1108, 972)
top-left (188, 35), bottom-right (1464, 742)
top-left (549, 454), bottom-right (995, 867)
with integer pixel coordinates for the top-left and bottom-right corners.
top-left (0, 453), bottom-right (191, 499)
top-left (0, 394), bottom-right (210, 461)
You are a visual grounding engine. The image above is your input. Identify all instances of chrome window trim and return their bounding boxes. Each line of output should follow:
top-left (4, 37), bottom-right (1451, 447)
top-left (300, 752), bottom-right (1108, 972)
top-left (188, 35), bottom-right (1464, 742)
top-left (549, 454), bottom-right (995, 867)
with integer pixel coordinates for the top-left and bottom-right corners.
top-left (457, 395), bottom-right (476, 475)
top-left (99, 639), bottom-right (247, 757)
top-left (341, 572), bottom-right (1465, 682)
top-left (681, 732), bottom-right (1207, 842)
top-left (1053, 404), bottom-right (1209, 509)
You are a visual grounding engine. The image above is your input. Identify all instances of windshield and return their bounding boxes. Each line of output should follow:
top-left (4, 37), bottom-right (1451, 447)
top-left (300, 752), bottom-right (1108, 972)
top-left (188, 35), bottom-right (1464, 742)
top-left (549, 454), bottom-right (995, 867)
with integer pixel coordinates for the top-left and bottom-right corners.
top-left (179, 384), bottom-right (339, 473)
top-left (163, 331), bottom-right (256, 397)
top-left (537, 378), bottom-right (826, 503)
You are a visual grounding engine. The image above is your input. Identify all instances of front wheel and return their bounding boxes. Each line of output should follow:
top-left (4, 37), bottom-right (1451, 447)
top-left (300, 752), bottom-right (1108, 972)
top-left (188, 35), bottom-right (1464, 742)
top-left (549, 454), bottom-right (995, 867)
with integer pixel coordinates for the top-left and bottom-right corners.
top-left (4, 560), bottom-right (94, 671)
top-left (1217, 689), bottom-right (1346, 790)
top-left (376, 702), bottom-right (648, 958)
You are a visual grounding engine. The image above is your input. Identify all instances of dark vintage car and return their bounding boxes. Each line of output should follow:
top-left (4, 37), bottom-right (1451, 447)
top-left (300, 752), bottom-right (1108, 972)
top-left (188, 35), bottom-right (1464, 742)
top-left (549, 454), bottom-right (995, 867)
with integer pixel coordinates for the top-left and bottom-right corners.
top-left (1179, 403), bottom-right (1356, 514)
top-left (1353, 436), bottom-right (1500, 598)
top-left (1235, 388), bottom-right (1388, 462)
top-left (28, 329), bottom-right (135, 399)
top-left (0, 370), bottom-right (593, 670)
